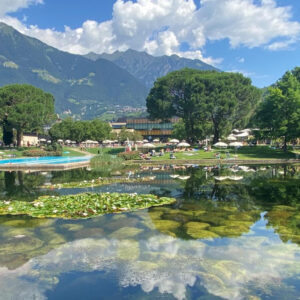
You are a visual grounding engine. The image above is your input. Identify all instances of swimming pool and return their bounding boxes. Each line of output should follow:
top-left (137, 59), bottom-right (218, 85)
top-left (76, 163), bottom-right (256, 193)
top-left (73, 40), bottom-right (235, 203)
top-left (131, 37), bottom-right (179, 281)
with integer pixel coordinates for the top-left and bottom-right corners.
top-left (0, 156), bottom-right (91, 165)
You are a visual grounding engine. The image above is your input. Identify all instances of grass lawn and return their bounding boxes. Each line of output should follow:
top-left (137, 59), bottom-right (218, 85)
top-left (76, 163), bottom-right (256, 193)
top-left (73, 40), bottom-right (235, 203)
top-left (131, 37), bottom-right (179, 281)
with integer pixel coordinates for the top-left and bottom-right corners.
top-left (0, 147), bottom-right (33, 158)
top-left (84, 147), bottom-right (125, 156)
top-left (151, 146), bottom-right (298, 161)
top-left (62, 147), bottom-right (86, 157)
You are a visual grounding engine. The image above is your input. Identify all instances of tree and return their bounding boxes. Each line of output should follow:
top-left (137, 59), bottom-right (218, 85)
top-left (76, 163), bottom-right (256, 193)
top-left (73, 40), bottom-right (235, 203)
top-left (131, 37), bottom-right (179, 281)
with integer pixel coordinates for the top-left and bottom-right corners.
top-left (146, 69), bottom-right (260, 143)
top-left (117, 127), bottom-right (143, 143)
top-left (0, 84), bottom-right (55, 146)
top-left (255, 71), bottom-right (300, 151)
top-left (49, 118), bottom-right (112, 142)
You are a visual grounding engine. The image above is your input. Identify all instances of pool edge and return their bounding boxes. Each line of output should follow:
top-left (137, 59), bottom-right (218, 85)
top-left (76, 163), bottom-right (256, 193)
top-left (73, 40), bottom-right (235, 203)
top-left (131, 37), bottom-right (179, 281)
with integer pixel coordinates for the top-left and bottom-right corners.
top-left (0, 160), bottom-right (91, 171)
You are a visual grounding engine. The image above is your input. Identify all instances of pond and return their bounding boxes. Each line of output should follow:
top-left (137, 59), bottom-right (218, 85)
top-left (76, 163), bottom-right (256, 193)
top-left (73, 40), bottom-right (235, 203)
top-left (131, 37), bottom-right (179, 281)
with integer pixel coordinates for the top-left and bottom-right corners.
top-left (0, 164), bottom-right (300, 299)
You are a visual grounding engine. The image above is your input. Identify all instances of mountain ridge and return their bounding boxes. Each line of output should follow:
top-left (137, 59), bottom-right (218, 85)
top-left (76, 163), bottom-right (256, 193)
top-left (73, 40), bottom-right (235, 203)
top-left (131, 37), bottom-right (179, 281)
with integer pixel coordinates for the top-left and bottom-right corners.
top-left (84, 49), bottom-right (218, 88)
top-left (0, 22), bottom-right (148, 119)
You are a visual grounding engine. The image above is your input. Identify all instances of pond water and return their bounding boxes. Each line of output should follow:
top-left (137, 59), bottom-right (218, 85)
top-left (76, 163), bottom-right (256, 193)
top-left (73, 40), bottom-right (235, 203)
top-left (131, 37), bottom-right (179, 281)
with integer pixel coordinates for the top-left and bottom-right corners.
top-left (0, 164), bottom-right (300, 299)
top-left (0, 156), bottom-right (91, 165)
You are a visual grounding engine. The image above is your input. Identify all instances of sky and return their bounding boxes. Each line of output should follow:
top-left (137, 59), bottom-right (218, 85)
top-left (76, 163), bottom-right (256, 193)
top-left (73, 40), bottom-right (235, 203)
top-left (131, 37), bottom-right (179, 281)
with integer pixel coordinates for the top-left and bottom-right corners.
top-left (0, 0), bottom-right (299, 87)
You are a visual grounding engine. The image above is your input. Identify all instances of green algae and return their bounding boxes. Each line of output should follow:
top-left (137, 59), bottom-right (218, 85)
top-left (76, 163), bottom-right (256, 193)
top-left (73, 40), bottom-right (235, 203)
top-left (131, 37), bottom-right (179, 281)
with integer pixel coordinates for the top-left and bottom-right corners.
top-left (187, 228), bottom-right (219, 239)
top-left (0, 193), bottom-right (176, 219)
top-left (151, 219), bottom-right (181, 232)
top-left (110, 227), bottom-right (143, 239)
top-left (210, 225), bottom-right (250, 237)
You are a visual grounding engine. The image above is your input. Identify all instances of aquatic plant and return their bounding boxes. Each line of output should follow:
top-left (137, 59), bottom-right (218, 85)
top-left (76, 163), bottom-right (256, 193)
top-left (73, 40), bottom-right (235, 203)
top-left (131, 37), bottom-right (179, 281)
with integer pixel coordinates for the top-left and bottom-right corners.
top-left (41, 176), bottom-right (158, 189)
top-left (0, 193), bottom-right (176, 219)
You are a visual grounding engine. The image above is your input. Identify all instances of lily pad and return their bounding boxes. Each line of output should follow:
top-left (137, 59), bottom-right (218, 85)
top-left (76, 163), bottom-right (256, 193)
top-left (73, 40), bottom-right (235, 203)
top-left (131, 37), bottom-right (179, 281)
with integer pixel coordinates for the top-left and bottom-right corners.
top-left (0, 193), bottom-right (176, 220)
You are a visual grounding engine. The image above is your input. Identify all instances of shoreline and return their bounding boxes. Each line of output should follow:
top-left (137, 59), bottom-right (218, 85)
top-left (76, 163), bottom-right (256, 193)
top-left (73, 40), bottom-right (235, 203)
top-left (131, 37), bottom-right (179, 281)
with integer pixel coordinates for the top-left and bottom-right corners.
top-left (126, 158), bottom-right (300, 165)
top-left (0, 159), bottom-right (91, 171)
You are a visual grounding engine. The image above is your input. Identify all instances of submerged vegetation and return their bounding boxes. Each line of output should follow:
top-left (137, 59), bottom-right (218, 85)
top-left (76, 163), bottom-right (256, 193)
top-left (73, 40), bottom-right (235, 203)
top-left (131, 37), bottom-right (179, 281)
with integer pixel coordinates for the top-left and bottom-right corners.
top-left (0, 193), bottom-right (176, 219)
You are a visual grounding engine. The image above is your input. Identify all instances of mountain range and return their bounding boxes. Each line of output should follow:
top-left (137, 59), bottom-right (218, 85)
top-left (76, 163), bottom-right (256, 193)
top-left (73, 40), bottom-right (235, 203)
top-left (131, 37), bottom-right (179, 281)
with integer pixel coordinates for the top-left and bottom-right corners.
top-left (85, 50), bottom-right (217, 89)
top-left (0, 22), bottom-right (217, 119)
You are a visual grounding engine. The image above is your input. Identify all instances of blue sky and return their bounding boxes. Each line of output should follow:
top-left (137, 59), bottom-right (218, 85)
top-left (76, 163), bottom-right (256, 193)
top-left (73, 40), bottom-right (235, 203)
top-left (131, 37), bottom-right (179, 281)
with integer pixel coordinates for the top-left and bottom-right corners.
top-left (1, 0), bottom-right (300, 88)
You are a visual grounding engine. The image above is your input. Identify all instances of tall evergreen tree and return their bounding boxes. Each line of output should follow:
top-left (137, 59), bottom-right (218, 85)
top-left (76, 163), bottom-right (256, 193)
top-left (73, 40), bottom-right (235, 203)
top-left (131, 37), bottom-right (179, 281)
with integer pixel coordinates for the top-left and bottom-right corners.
top-left (0, 84), bottom-right (55, 146)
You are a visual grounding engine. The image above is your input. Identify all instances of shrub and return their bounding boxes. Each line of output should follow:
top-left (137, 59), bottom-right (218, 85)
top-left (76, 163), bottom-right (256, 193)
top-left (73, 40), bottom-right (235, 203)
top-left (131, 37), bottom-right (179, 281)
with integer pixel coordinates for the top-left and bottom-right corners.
top-left (45, 142), bottom-right (62, 152)
top-left (117, 151), bottom-right (140, 160)
top-left (23, 149), bottom-right (62, 157)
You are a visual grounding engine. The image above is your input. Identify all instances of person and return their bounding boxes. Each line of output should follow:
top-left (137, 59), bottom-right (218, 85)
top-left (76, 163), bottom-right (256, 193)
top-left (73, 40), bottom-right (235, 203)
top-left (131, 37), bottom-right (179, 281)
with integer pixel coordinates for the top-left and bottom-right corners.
top-left (170, 152), bottom-right (176, 159)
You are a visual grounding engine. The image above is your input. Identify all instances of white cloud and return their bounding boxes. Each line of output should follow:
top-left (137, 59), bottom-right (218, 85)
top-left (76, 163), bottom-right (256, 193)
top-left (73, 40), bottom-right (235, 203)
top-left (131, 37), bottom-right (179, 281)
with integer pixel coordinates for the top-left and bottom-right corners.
top-left (0, 0), bottom-right (42, 17)
top-left (1, 234), bottom-right (300, 300)
top-left (0, 0), bottom-right (300, 65)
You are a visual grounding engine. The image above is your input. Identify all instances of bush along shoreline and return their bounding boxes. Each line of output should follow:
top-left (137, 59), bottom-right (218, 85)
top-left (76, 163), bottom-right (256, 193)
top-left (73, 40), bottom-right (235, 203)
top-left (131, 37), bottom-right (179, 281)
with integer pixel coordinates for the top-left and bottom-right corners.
top-left (0, 192), bottom-right (176, 219)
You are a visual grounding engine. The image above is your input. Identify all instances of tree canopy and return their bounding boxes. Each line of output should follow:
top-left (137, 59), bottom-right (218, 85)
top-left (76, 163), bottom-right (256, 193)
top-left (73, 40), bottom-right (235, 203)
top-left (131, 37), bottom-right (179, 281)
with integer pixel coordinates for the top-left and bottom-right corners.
top-left (255, 69), bottom-right (300, 150)
top-left (0, 84), bottom-right (55, 146)
top-left (146, 69), bottom-right (260, 143)
top-left (49, 118), bottom-right (111, 142)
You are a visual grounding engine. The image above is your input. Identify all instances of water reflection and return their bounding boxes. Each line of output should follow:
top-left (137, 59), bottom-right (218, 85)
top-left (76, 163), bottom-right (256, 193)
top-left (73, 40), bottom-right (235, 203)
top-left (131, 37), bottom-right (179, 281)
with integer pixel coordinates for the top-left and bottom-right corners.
top-left (0, 165), bottom-right (300, 299)
top-left (1, 216), bottom-right (300, 300)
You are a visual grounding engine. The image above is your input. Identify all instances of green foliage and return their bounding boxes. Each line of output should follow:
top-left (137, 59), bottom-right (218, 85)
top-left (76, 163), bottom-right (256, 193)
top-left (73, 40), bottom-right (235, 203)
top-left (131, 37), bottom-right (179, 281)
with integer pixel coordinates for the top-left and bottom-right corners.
top-left (255, 69), bottom-right (300, 150)
top-left (0, 84), bottom-right (55, 146)
top-left (42, 175), bottom-right (158, 189)
top-left (117, 127), bottom-right (143, 142)
top-left (0, 192), bottom-right (176, 219)
top-left (146, 69), bottom-right (260, 143)
top-left (117, 151), bottom-right (140, 160)
top-left (23, 149), bottom-right (61, 157)
top-left (90, 152), bottom-right (123, 169)
top-left (49, 117), bottom-right (111, 142)
top-left (45, 142), bottom-right (62, 152)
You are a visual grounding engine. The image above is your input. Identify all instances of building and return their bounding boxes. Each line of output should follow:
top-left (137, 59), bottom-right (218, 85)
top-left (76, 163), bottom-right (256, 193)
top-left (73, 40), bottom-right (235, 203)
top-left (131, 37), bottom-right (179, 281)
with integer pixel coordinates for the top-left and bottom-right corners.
top-left (126, 117), bottom-right (180, 140)
top-left (21, 134), bottom-right (39, 147)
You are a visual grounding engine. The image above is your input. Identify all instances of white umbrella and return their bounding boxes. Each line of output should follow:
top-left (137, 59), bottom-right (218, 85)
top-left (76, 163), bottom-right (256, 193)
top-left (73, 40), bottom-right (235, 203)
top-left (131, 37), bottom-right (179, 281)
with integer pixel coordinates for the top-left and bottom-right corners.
top-left (47, 140), bottom-right (51, 143)
top-left (177, 142), bottom-right (190, 147)
top-left (169, 139), bottom-right (179, 143)
top-left (235, 132), bottom-right (249, 137)
top-left (153, 138), bottom-right (160, 142)
top-left (57, 139), bottom-right (63, 143)
top-left (227, 136), bottom-right (237, 141)
top-left (143, 143), bottom-right (156, 148)
top-left (65, 140), bottom-right (71, 144)
top-left (102, 140), bottom-right (113, 144)
top-left (213, 142), bottom-right (228, 148)
top-left (229, 142), bottom-right (243, 147)
top-left (143, 139), bottom-right (149, 143)
top-left (39, 138), bottom-right (46, 142)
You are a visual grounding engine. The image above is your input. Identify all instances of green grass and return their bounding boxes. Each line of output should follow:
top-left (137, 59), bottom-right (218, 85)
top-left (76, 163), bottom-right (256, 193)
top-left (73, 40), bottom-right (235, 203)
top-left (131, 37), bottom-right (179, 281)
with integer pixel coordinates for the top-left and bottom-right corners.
top-left (62, 147), bottom-right (86, 157)
top-left (85, 147), bottom-right (125, 155)
top-left (0, 147), bottom-right (37, 158)
top-left (151, 146), bottom-right (297, 161)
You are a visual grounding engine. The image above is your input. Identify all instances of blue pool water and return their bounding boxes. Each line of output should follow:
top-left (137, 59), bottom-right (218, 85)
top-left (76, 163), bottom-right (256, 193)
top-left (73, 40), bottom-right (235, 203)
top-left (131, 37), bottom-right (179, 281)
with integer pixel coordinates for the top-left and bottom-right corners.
top-left (0, 156), bottom-right (91, 165)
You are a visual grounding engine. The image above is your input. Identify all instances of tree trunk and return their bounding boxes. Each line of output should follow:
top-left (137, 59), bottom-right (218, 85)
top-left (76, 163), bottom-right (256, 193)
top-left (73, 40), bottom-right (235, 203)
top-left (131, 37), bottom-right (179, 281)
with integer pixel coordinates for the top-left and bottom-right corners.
top-left (3, 120), bottom-right (14, 146)
top-left (283, 136), bottom-right (287, 152)
top-left (16, 129), bottom-right (23, 147)
top-left (213, 126), bottom-right (219, 144)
